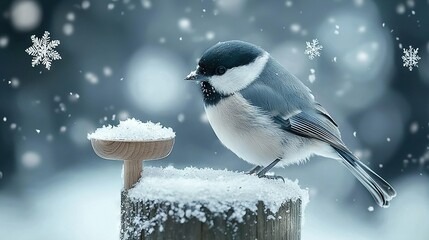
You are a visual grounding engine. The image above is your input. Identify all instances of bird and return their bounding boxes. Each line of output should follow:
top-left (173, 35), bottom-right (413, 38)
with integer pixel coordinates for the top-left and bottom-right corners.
top-left (185, 40), bottom-right (396, 207)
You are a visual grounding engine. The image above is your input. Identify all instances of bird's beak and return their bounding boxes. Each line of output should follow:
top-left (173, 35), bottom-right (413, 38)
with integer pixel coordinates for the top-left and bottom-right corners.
top-left (185, 70), bottom-right (207, 81)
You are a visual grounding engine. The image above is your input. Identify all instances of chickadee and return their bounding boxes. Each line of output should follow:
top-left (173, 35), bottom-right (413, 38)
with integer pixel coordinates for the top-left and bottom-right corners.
top-left (185, 40), bottom-right (396, 207)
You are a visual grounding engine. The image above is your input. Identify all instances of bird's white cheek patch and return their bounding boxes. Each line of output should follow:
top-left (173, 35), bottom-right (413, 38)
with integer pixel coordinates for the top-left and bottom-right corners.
top-left (209, 52), bottom-right (270, 95)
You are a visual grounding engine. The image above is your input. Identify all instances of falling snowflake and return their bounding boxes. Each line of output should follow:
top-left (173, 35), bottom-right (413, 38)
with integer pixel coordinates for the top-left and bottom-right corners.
top-left (304, 39), bottom-right (323, 60)
top-left (401, 45), bottom-right (420, 71)
top-left (25, 31), bottom-right (61, 70)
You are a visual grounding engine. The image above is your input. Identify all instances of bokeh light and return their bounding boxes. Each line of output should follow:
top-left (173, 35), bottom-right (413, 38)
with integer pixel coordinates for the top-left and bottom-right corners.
top-left (10, 0), bottom-right (42, 31)
top-left (126, 47), bottom-right (189, 115)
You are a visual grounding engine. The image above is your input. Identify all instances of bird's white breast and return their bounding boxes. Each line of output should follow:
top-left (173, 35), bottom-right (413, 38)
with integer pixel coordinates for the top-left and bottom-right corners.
top-left (205, 93), bottom-right (338, 167)
top-left (205, 93), bottom-right (285, 166)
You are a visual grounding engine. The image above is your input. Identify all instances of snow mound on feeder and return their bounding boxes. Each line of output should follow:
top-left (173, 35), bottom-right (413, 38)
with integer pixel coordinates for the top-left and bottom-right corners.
top-left (87, 118), bottom-right (175, 141)
top-left (128, 166), bottom-right (309, 232)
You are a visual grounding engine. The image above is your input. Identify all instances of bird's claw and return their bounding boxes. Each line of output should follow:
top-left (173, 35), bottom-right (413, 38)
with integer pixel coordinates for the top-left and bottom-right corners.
top-left (258, 174), bottom-right (285, 182)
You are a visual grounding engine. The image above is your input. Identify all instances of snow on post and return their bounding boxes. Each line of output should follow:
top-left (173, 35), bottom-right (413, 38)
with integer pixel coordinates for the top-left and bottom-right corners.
top-left (88, 118), bottom-right (175, 189)
top-left (122, 167), bottom-right (308, 240)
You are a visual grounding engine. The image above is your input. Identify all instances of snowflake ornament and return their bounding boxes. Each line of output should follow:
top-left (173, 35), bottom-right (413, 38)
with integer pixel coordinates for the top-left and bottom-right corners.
top-left (401, 45), bottom-right (421, 71)
top-left (304, 39), bottom-right (323, 60)
top-left (25, 31), bottom-right (61, 70)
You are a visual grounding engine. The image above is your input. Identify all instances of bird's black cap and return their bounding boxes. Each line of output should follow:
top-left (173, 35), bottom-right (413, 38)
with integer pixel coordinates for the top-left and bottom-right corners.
top-left (197, 40), bottom-right (264, 77)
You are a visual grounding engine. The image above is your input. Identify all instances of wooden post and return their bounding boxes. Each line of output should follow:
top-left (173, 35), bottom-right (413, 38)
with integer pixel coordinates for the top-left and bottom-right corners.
top-left (90, 137), bottom-right (305, 240)
top-left (120, 191), bottom-right (302, 240)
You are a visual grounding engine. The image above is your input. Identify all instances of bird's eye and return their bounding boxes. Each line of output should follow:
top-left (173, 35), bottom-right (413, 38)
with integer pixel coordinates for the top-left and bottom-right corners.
top-left (216, 66), bottom-right (226, 75)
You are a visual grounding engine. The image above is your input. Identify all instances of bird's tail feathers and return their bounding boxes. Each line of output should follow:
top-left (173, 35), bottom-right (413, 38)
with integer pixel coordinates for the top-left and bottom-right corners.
top-left (335, 148), bottom-right (396, 208)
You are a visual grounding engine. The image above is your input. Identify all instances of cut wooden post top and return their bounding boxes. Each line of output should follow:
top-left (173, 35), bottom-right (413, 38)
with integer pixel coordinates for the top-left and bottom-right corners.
top-left (88, 119), bottom-right (176, 189)
top-left (122, 167), bottom-right (309, 239)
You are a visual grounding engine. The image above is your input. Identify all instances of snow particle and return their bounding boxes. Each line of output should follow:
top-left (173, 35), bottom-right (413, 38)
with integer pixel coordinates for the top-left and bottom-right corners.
top-left (103, 66), bottom-right (113, 77)
top-left (290, 23), bottom-right (301, 33)
top-left (379, 164), bottom-right (383, 168)
top-left (159, 37), bottom-right (166, 44)
top-left (205, 31), bottom-right (215, 40)
top-left (46, 134), bottom-right (54, 142)
top-left (285, 0), bottom-right (293, 7)
top-left (358, 25), bottom-right (366, 33)
top-left (200, 112), bottom-right (209, 123)
top-left (308, 69), bottom-right (316, 83)
top-left (69, 92), bottom-right (80, 102)
top-left (10, 0), bottom-right (42, 32)
top-left (178, 18), bottom-right (192, 32)
top-left (142, 0), bottom-right (152, 9)
top-left (0, 36), bottom-right (9, 48)
top-left (353, 131), bottom-right (357, 137)
top-left (10, 78), bottom-right (20, 88)
top-left (387, 137), bottom-right (391, 142)
top-left (21, 151), bottom-right (41, 168)
top-left (179, 37), bottom-right (183, 41)
top-left (81, 1), bottom-right (91, 10)
top-left (66, 12), bottom-right (75, 21)
top-left (177, 113), bottom-right (185, 123)
top-left (411, 10), bottom-right (415, 15)
top-left (60, 126), bottom-right (67, 133)
top-left (367, 206), bottom-right (374, 212)
top-left (10, 123), bottom-right (17, 130)
top-left (334, 25), bottom-right (339, 35)
top-left (2, 117), bottom-right (6, 122)
top-left (107, 3), bottom-right (115, 10)
top-left (84, 72), bottom-right (99, 84)
top-left (410, 122), bottom-right (419, 134)
top-left (396, 4), bottom-right (405, 14)
top-left (406, 0), bottom-right (415, 8)
top-left (25, 31), bottom-right (61, 70)
top-left (36, 129), bottom-right (40, 134)
top-left (354, 0), bottom-right (364, 6)
top-left (356, 51), bottom-right (369, 63)
top-left (402, 45), bottom-right (421, 71)
top-left (59, 102), bottom-right (67, 112)
top-left (63, 23), bottom-right (74, 36)
top-left (304, 39), bottom-right (323, 60)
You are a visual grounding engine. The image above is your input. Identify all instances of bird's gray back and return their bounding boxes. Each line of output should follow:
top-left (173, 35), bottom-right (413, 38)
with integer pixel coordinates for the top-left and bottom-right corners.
top-left (240, 57), bottom-right (315, 117)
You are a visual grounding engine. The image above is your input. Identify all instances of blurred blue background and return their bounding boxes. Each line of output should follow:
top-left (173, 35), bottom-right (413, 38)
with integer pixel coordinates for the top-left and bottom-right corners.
top-left (0, 0), bottom-right (428, 239)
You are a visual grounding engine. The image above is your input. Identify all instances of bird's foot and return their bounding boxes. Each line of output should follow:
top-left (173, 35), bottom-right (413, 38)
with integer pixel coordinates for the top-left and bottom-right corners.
top-left (245, 165), bottom-right (263, 175)
top-left (258, 174), bottom-right (285, 182)
top-left (255, 158), bottom-right (284, 182)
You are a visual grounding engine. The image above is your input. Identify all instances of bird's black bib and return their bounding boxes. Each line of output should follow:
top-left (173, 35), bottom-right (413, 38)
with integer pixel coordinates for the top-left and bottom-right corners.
top-left (200, 81), bottom-right (231, 106)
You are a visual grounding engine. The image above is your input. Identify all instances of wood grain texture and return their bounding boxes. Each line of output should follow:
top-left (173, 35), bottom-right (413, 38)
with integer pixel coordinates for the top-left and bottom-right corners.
top-left (124, 160), bottom-right (143, 189)
top-left (120, 191), bottom-right (301, 240)
top-left (91, 138), bottom-right (174, 189)
top-left (91, 138), bottom-right (175, 161)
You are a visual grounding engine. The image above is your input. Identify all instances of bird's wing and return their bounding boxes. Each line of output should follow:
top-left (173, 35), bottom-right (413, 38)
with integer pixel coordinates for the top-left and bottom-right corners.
top-left (241, 82), bottom-right (345, 151)
top-left (273, 110), bottom-right (347, 152)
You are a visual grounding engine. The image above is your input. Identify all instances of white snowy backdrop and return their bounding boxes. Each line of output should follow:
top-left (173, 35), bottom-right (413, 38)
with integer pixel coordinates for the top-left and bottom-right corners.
top-left (0, 0), bottom-right (428, 239)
